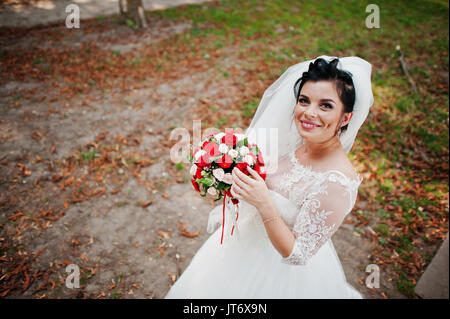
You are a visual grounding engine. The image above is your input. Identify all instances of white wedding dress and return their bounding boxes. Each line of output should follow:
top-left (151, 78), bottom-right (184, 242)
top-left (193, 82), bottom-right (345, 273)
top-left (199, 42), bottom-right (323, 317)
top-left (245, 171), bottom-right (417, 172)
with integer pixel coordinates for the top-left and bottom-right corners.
top-left (165, 150), bottom-right (364, 299)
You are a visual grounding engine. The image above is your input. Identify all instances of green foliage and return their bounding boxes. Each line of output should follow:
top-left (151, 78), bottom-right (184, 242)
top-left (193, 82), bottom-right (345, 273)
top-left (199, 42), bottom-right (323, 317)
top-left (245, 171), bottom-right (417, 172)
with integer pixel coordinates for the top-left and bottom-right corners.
top-left (80, 150), bottom-right (100, 161)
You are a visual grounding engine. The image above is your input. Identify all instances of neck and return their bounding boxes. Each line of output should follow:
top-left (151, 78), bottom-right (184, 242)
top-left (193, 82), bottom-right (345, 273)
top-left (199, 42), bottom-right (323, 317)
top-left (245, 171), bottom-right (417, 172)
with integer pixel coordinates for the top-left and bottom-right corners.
top-left (301, 135), bottom-right (343, 160)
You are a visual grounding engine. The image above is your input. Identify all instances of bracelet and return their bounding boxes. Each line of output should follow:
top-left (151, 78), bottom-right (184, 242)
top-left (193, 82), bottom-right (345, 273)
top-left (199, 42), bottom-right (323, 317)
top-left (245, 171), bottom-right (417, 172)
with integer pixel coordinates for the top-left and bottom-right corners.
top-left (263, 215), bottom-right (280, 224)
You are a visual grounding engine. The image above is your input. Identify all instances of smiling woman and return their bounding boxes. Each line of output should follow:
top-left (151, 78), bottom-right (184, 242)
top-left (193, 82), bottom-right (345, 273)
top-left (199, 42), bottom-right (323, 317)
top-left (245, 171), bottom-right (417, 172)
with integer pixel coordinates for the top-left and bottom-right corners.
top-left (293, 57), bottom-right (355, 136)
top-left (165, 56), bottom-right (374, 299)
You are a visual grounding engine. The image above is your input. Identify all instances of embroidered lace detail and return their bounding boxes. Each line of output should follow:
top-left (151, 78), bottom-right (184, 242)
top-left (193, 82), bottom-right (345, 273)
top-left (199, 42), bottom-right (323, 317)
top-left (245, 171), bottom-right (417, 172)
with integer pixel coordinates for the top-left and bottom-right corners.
top-left (275, 151), bottom-right (362, 266)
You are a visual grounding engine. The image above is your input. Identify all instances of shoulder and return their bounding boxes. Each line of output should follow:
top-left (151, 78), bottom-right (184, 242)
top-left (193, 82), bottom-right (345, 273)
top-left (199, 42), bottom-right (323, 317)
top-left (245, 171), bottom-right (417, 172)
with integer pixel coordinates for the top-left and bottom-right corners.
top-left (323, 154), bottom-right (359, 183)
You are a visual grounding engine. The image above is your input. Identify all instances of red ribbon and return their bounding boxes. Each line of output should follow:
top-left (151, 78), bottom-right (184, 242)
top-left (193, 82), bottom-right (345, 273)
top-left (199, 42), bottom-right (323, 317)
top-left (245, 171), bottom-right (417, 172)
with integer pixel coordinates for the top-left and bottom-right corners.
top-left (221, 194), bottom-right (226, 244)
top-left (231, 203), bottom-right (239, 236)
top-left (221, 195), bottom-right (239, 245)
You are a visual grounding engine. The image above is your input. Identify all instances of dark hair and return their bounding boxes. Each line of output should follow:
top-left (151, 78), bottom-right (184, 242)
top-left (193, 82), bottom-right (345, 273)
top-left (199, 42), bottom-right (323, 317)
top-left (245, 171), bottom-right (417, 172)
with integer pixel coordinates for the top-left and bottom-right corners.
top-left (293, 58), bottom-right (355, 133)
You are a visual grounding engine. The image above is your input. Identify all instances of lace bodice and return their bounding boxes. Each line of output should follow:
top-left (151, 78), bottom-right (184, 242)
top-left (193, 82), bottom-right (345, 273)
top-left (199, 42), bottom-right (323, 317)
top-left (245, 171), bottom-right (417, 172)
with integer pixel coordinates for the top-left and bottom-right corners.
top-left (265, 151), bottom-right (362, 266)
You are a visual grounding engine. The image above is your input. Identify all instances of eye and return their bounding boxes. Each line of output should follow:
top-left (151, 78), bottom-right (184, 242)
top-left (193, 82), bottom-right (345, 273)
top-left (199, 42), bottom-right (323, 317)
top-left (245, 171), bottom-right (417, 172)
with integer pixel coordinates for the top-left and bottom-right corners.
top-left (298, 98), bottom-right (308, 104)
top-left (321, 103), bottom-right (333, 109)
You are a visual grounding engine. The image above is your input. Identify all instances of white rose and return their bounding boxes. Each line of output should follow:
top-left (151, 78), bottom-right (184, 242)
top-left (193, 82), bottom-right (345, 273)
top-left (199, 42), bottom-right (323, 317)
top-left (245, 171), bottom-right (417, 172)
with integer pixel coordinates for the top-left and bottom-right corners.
top-left (222, 173), bottom-right (233, 184)
top-left (190, 164), bottom-right (198, 176)
top-left (215, 132), bottom-right (226, 140)
top-left (218, 143), bottom-right (229, 154)
top-left (212, 168), bottom-right (225, 181)
top-left (228, 149), bottom-right (238, 158)
top-left (244, 154), bottom-right (255, 165)
top-left (194, 149), bottom-right (206, 161)
top-left (207, 187), bottom-right (217, 196)
top-left (239, 146), bottom-right (249, 157)
top-left (235, 134), bottom-right (246, 141)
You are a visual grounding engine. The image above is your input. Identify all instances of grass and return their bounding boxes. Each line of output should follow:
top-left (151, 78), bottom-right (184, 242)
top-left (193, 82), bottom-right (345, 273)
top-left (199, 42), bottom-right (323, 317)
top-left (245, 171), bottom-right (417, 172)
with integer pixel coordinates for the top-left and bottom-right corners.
top-left (79, 150), bottom-right (100, 162)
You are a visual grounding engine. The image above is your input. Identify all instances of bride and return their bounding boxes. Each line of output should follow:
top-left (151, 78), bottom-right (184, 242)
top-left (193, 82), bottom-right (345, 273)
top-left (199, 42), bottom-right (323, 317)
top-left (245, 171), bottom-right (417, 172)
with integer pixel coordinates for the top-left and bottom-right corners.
top-left (165, 55), bottom-right (374, 299)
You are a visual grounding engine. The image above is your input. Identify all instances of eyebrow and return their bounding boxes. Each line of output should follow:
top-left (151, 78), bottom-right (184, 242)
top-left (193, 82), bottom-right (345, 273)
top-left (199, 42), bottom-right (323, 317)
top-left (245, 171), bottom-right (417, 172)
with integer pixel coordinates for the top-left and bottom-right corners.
top-left (299, 94), bottom-right (336, 104)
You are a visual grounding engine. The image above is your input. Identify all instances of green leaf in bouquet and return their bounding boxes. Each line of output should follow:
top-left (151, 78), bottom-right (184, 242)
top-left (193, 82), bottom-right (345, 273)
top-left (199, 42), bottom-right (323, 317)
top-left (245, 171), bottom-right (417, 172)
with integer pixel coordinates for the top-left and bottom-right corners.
top-left (215, 182), bottom-right (228, 191)
top-left (250, 147), bottom-right (259, 156)
top-left (199, 176), bottom-right (215, 187)
top-left (244, 137), bottom-right (248, 147)
top-left (236, 139), bottom-right (244, 148)
top-left (209, 155), bottom-right (222, 162)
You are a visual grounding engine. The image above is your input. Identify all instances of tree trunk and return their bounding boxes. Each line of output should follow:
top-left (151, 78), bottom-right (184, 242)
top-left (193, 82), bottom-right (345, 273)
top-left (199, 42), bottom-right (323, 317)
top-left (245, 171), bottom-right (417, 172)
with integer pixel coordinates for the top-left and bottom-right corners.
top-left (118, 0), bottom-right (148, 29)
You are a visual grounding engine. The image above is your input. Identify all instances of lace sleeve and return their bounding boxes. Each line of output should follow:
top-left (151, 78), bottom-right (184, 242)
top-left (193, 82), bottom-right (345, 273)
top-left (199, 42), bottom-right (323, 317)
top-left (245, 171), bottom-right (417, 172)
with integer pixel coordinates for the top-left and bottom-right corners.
top-left (281, 175), bottom-right (357, 266)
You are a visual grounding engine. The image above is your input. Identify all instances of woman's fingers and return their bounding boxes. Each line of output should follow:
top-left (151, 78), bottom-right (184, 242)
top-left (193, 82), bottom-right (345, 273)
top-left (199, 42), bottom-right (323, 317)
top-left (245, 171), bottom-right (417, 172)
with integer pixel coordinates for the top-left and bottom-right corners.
top-left (232, 169), bottom-right (250, 191)
top-left (247, 166), bottom-right (263, 181)
top-left (233, 167), bottom-right (256, 185)
top-left (231, 181), bottom-right (247, 196)
top-left (230, 185), bottom-right (242, 199)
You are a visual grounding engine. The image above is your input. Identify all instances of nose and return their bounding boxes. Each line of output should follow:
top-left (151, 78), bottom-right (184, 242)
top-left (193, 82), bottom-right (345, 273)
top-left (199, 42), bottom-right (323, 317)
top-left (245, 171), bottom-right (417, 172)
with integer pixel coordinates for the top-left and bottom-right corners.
top-left (304, 104), bottom-right (318, 118)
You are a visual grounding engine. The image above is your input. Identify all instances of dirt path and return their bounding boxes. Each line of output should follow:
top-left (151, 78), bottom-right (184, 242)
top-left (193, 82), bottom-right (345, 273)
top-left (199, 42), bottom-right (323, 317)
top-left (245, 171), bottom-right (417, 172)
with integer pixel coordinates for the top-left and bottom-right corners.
top-left (0, 7), bottom-right (407, 299)
top-left (0, 0), bottom-right (214, 28)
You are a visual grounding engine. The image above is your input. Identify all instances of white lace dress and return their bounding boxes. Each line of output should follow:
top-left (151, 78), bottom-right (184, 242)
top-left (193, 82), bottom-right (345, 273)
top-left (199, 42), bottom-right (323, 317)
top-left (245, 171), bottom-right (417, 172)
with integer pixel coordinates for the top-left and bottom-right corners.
top-left (165, 150), bottom-right (364, 299)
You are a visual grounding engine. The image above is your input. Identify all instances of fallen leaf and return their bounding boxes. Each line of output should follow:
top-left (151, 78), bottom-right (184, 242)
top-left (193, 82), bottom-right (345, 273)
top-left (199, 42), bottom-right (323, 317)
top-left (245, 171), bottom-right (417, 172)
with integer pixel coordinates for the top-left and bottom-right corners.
top-left (139, 200), bottom-right (153, 207)
top-left (35, 247), bottom-right (46, 256)
top-left (157, 230), bottom-right (172, 239)
top-left (181, 229), bottom-right (200, 238)
top-left (95, 292), bottom-right (106, 299)
top-left (168, 272), bottom-right (177, 283)
top-left (22, 271), bottom-right (30, 292)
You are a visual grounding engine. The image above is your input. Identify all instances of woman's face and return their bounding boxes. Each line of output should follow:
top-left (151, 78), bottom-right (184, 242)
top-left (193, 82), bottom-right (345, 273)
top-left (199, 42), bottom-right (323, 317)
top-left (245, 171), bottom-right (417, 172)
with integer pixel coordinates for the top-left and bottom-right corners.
top-left (294, 80), bottom-right (352, 144)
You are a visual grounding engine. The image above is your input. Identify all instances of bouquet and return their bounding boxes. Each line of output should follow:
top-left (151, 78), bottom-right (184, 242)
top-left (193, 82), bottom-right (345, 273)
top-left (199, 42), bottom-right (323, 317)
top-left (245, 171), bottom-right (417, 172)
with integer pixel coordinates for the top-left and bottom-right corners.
top-left (190, 130), bottom-right (266, 244)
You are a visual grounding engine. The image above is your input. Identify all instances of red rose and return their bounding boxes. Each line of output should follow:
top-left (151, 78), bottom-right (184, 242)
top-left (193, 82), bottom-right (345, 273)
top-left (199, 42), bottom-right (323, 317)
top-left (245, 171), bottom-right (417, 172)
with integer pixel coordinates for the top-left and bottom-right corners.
top-left (253, 164), bottom-right (266, 180)
top-left (197, 154), bottom-right (211, 167)
top-left (191, 179), bottom-right (200, 192)
top-left (218, 154), bottom-right (233, 168)
top-left (231, 198), bottom-right (239, 204)
top-left (222, 132), bottom-right (237, 147)
top-left (195, 167), bottom-right (203, 180)
top-left (202, 141), bottom-right (220, 157)
top-left (257, 150), bottom-right (264, 166)
top-left (236, 162), bottom-right (248, 175)
top-left (193, 147), bottom-right (200, 159)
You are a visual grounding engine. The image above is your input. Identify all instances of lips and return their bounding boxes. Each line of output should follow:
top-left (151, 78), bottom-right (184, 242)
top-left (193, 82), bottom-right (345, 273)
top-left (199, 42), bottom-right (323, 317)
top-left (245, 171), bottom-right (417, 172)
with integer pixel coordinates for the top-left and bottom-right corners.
top-left (300, 120), bottom-right (321, 130)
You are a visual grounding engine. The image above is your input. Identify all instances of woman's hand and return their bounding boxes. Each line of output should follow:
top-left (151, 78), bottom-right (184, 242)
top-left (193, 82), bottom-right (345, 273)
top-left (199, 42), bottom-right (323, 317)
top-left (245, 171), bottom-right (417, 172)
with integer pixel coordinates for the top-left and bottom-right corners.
top-left (230, 166), bottom-right (271, 211)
